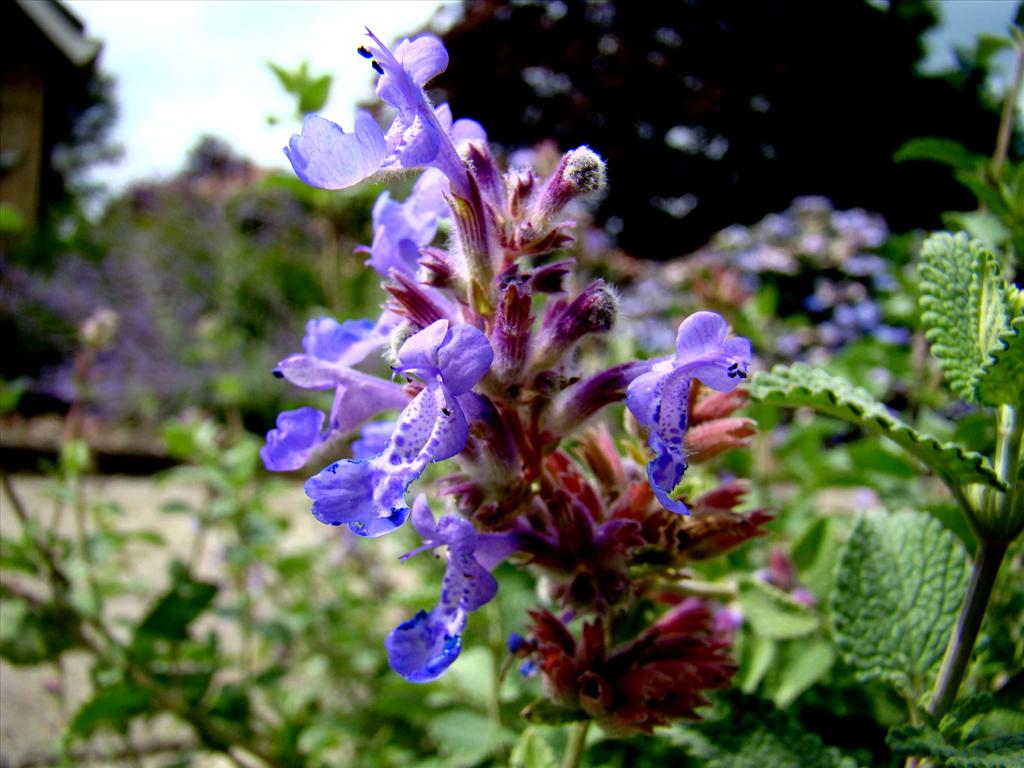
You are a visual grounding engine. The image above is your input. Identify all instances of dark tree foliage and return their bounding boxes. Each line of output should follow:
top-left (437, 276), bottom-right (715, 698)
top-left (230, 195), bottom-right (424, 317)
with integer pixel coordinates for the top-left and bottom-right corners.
top-left (432, 0), bottom-right (1007, 259)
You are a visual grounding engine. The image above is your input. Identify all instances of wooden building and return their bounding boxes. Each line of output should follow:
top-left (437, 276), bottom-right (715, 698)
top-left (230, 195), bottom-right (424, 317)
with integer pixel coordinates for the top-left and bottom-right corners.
top-left (1, 0), bottom-right (101, 227)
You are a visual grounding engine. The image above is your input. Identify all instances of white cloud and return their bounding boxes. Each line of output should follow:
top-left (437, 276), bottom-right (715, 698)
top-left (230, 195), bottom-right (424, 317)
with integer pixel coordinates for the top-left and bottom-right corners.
top-left (65, 0), bottom-right (451, 191)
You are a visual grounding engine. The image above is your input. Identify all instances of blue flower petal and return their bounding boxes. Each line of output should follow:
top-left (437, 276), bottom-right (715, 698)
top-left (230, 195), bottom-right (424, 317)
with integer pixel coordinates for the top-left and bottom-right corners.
top-left (261, 407), bottom-right (325, 471)
top-left (385, 609), bottom-right (462, 683)
top-left (284, 111), bottom-right (387, 190)
top-left (304, 458), bottom-right (410, 537)
top-left (302, 317), bottom-right (375, 364)
top-left (437, 324), bottom-right (495, 395)
top-left (351, 419), bottom-right (394, 460)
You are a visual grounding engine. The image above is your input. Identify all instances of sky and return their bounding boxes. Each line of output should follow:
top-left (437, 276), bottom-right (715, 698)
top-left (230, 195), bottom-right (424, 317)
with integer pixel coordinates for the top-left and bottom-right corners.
top-left (64, 0), bottom-right (1019, 194)
top-left (64, 0), bottom-right (457, 190)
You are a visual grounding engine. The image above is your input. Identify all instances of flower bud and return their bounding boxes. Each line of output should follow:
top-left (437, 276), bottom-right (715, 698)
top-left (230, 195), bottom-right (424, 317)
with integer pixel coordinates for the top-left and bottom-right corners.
top-left (79, 307), bottom-right (119, 350)
top-left (464, 140), bottom-right (504, 210)
top-left (532, 146), bottom-right (607, 228)
top-left (546, 361), bottom-right (651, 435)
top-left (385, 270), bottom-right (451, 329)
top-left (493, 281), bottom-right (533, 380)
top-left (684, 417), bottom-right (756, 463)
top-left (691, 387), bottom-right (749, 424)
top-left (418, 246), bottom-right (455, 288)
top-left (532, 280), bottom-right (618, 370)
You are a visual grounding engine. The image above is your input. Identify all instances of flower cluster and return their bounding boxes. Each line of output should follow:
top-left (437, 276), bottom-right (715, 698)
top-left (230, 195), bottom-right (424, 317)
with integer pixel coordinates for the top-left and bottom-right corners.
top-left (612, 196), bottom-right (908, 362)
top-left (264, 29), bottom-right (761, 730)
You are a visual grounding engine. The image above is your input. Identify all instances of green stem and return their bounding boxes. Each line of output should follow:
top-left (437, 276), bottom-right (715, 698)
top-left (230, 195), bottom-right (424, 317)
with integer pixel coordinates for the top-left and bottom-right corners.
top-left (928, 540), bottom-right (1008, 719)
top-left (561, 720), bottom-right (590, 768)
top-left (661, 578), bottom-right (737, 600)
top-left (70, 469), bottom-right (104, 617)
top-left (484, 602), bottom-right (507, 764)
top-left (991, 31), bottom-right (1024, 180)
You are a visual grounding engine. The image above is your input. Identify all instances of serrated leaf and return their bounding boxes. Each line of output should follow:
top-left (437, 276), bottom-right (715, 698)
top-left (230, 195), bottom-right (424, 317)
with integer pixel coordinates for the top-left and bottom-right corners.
top-left (939, 692), bottom-right (996, 741)
top-left (509, 729), bottom-right (558, 768)
top-left (738, 578), bottom-right (819, 640)
top-left (977, 313), bottom-right (1024, 406)
top-left (749, 363), bottom-right (1004, 490)
top-left (832, 511), bottom-right (968, 698)
top-left (888, 724), bottom-right (1024, 768)
top-left (918, 232), bottom-right (1015, 404)
top-left (685, 694), bottom-right (860, 768)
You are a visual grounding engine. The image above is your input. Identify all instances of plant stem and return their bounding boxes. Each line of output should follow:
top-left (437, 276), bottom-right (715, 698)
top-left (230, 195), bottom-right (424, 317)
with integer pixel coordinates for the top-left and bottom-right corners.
top-left (662, 578), bottom-right (737, 600)
top-left (928, 539), bottom-right (1008, 719)
top-left (561, 720), bottom-right (590, 768)
top-left (987, 405), bottom-right (1023, 539)
top-left (991, 32), bottom-right (1024, 180)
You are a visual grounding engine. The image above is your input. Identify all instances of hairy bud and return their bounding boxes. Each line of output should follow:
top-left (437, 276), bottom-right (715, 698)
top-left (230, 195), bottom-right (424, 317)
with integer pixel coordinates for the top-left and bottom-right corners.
top-left (532, 280), bottom-right (618, 370)
top-left (532, 146), bottom-right (607, 228)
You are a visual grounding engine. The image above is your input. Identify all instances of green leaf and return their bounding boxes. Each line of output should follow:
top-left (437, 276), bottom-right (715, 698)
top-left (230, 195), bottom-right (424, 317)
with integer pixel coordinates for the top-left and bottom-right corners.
top-left (749, 363), bottom-right (1004, 490)
top-left (298, 74), bottom-right (332, 114)
top-left (510, 729), bottom-right (558, 768)
top-left (737, 578), bottom-right (819, 640)
top-left (0, 592), bottom-right (80, 665)
top-left (977, 298), bottom-right (1024, 406)
top-left (763, 637), bottom-right (835, 709)
top-left (942, 211), bottom-right (1013, 254)
top-left (894, 138), bottom-right (985, 171)
top-left (888, 724), bottom-right (1024, 768)
top-left (791, 517), bottom-right (844, 603)
top-left (267, 61), bottom-right (298, 92)
top-left (132, 563), bottom-right (217, 653)
top-left (975, 34), bottom-right (1014, 66)
top-left (426, 710), bottom-right (512, 765)
top-left (441, 645), bottom-right (495, 713)
top-left (832, 511), bottom-right (969, 699)
top-left (682, 694), bottom-right (859, 768)
top-left (69, 682), bottom-right (151, 738)
top-left (918, 232), bottom-right (1016, 405)
top-left (738, 632), bottom-right (776, 693)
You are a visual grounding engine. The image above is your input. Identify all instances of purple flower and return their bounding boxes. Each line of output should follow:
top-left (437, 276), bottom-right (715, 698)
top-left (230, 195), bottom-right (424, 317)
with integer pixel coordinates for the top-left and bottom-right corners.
top-left (304, 319), bottom-right (493, 537)
top-left (351, 419), bottom-right (395, 459)
top-left (625, 311), bottom-right (751, 514)
top-left (261, 407), bottom-right (326, 471)
top-left (261, 315), bottom-right (407, 471)
top-left (385, 495), bottom-right (519, 682)
top-left (358, 108), bottom-right (485, 280)
top-left (284, 31), bottom-right (484, 199)
top-left (364, 187), bottom-right (440, 279)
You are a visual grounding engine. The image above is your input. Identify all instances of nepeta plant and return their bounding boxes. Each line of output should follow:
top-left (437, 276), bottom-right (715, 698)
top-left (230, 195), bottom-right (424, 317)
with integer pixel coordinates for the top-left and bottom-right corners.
top-left (751, 231), bottom-right (1023, 763)
top-left (264, 29), bottom-right (763, 735)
